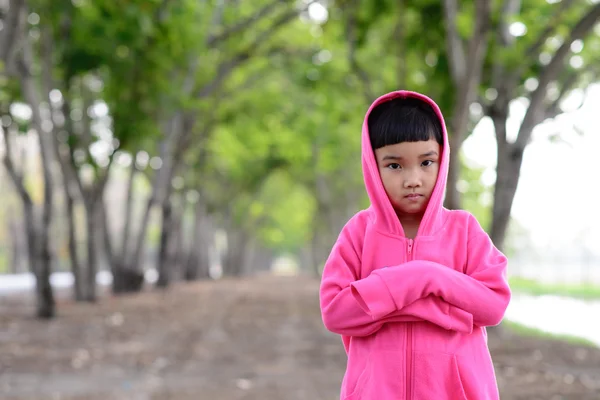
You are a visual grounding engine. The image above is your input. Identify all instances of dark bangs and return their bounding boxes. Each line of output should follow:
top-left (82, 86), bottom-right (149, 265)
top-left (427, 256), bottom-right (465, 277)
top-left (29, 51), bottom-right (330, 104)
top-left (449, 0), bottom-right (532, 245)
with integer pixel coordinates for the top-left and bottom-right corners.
top-left (367, 97), bottom-right (443, 150)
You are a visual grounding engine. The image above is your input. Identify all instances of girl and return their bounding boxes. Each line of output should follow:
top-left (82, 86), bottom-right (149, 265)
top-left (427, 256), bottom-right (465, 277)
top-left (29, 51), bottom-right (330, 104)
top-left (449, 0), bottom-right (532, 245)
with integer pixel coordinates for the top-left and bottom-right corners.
top-left (319, 91), bottom-right (511, 400)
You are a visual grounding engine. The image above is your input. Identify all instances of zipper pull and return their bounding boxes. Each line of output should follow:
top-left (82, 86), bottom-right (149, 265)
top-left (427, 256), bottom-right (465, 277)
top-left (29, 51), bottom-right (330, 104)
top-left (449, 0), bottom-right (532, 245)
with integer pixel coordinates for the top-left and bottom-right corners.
top-left (408, 239), bottom-right (413, 255)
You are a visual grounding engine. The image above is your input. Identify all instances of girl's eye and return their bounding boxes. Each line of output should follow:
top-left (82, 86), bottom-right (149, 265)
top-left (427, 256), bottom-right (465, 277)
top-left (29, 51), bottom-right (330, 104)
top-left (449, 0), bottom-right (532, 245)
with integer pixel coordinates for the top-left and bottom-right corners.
top-left (422, 160), bottom-right (434, 167)
top-left (388, 163), bottom-right (401, 170)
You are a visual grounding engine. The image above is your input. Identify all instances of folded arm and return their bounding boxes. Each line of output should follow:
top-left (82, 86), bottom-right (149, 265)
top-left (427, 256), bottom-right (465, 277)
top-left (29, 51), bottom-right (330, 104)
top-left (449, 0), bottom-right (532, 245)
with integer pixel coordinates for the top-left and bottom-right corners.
top-left (426, 229), bottom-right (511, 326)
top-left (320, 218), bottom-right (473, 337)
top-left (352, 215), bottom-right (511, 328)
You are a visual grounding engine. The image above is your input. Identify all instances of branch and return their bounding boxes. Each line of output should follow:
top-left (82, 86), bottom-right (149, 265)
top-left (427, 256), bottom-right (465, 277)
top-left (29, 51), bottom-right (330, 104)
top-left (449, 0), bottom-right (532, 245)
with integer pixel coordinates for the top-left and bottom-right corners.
top-left (39, 21), bottom-right (86, 204)
top-left (219, 69), bottom-right (267, 99)
top-left (206, 0), bottom-right (283, 47)
top-left (80, 79), bottom-right (96, 164)
top-left (442, 0), bottom-right (466, 85)
top-left (506, 0), bottom-right (576, 90)
top-left (450, 0), bottom-right (492, 144)
top-left (155, 0), bottom-right (172, 23)
top-left (91, 154), bottom-right (115, 202)
top-left (195, 52), bottom-right (250, 99)
top-left (2, 125), bottom-right (32, 206)
top-left (463, 0), bottom-right (492, 91)
top-left (16, 18), bottom-right (55, 205)
top-left (217, 46), bottom-right (315, 99)
top-left (488, 0), bottom-right (521, 131)
top-left (150, 120), bottom-right (180, 203)
top-left (515, 3), bottom-right (600, 150)
top-left (499, 0), bottom-right (522, 46)
top-left (209, 0), bottom-right (227, 36)
top-left (544, 73), bottom-right (578, 120)
top-left (0, 0), bottom-right (25, 65)
top-left (62, 97), bottom-right (86, 198)
top-left (522, 0), bottom-right (575, 64)
top-left (544, 64), bottom-right (598, 120)
top-left (195, 3), bottom-right (308, 99)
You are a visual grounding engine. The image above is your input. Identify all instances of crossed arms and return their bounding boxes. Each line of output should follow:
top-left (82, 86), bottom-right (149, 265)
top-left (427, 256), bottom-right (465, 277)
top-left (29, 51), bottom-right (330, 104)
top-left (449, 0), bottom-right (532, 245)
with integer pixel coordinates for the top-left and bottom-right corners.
top-left (319, 219), bottom-right (511, 337)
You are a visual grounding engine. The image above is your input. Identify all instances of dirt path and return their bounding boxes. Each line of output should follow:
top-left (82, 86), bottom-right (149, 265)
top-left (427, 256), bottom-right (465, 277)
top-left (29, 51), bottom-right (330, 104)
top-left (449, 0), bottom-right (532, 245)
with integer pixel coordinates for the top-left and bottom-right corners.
top-left (1, 275), bottom-right (600, 399)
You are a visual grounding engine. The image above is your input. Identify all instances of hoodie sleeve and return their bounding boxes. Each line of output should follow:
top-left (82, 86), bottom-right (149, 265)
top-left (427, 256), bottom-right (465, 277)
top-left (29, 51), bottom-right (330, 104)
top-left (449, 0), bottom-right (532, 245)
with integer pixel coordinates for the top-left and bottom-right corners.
top-left (319, 216), bottom-right (473, 337)
top-left (352, 215), bottom-right (511, 327)
top-left (427, 214), bottom-right (511, 327)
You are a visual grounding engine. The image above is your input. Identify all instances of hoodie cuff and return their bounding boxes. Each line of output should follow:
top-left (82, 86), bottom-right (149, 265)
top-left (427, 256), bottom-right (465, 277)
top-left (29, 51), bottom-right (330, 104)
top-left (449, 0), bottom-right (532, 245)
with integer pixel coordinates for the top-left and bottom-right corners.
top-left (448, 304), bottom-right (474, 334)
top-left (351, 272), bottom-right (397, 320)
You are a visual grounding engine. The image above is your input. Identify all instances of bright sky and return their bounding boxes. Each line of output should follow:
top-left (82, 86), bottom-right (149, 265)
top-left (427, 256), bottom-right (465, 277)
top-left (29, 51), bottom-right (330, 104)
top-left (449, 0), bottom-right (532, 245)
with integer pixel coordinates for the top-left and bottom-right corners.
top-left (462, 84), bottom-right (600, 253)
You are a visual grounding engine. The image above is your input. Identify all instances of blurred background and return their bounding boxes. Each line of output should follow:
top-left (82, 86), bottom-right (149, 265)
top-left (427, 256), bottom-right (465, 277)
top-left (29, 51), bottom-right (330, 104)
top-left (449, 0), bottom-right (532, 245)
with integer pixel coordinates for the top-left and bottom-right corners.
top-left (1, 0), bottom-right (600, 399)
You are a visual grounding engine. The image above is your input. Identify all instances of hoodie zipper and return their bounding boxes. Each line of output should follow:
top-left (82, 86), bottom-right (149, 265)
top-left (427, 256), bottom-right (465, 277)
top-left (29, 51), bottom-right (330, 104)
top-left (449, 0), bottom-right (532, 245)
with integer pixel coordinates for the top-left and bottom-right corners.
top-left (406, 239), bottom-right (414, 400)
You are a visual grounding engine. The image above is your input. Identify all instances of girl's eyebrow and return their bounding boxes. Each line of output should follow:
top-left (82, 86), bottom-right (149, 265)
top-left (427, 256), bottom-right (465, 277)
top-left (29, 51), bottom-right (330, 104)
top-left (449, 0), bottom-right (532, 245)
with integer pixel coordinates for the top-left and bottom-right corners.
top-left (382, 155), bottom-right (402, 161)
top-left (382, 151), bottom-right (438, 161)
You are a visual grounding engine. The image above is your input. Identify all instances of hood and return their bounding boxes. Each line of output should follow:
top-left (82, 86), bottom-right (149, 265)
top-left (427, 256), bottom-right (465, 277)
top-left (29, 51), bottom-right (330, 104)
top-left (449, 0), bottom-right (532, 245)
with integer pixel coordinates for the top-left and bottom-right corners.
top-left (361, 90), bottom-right (450, 237)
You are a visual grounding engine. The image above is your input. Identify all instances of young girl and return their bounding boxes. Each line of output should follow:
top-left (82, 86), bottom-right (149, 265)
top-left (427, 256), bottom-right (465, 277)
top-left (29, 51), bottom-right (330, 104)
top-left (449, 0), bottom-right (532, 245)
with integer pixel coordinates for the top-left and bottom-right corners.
top-left (319, 90), bottom-right (511, 400)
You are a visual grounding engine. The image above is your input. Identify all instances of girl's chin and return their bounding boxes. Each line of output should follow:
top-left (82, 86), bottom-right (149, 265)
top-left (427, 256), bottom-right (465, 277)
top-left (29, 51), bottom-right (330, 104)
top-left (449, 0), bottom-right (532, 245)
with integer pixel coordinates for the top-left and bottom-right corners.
top-left (393, 206), bottom-right (426, 217)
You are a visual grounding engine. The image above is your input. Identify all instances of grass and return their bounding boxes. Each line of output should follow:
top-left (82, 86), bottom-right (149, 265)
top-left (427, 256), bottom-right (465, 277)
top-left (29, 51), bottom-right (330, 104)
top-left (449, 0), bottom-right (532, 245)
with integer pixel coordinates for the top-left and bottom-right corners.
top-left (503, 320), bottom-right (597, 347)
top-left (509, 276), bottom-right (600, 300)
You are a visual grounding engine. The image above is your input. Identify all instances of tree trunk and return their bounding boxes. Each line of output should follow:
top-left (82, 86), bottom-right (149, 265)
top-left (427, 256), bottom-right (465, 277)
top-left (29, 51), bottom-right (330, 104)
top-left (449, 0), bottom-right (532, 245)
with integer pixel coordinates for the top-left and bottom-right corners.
top-left (100, 199), bottom-right (115, 268)
top-left (310, 216), bottom-right (336, 278)
top-left (35, 220), bottom-right (55, 319)
top-left (222, 229), bottom-right (250, 277)
top-left (490, 144), bottom-right (524, 252)
top-left (171, 212), bottom-right (186, 279)
top-left (442, 0), bottom-right (492, 210)
top-left (1, 114), bottom-right (54, 317)
top-left (0, 0), bottom-right (25, 68)
top-left (156, 200), bottom-right (173, 288)
top-left (249, 245), bottom-right (274, 274)
top-left (484, 2), bottom-right (600, 251)
top-left (83, 201), bottom-right (99, 302)
top-left (128, 115), bottom-right (184, 276)
top-left (128, 195), bottom-right (155, 277)
top-left (7, 212), bottom-right (25, 274)
top-left (489, 111), bottom-right (525, 251)
top-left (299, 245), bottom-right (316, 276)
top-left (104, 204), bottom-right (144, 295)
top-left (241, 238), bottom-right (257, 276)
top-left (120, 160), bottom-right (137, 267)
top-left (66, 193), bottom-right (84, 301)
top-left (444, 134), bottom-right (462, 210)
top-left (310, 228), bottom-right (322, 277)
top-left (106, 163), bottom-right (145, 294)
top-left (184, 199), bottom-right (211, 281)
top-left (164, 202), bottom-right (186, 281)
top-left (17, 36), bottom-right (56, 318)
top-left (22, 202), bottom-right (54, 318)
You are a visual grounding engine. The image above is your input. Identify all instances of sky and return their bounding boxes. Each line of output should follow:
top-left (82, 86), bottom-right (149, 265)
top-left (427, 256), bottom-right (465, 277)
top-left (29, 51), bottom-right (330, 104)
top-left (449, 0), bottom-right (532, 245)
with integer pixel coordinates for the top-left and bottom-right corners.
top-left (462, 84), bottom-right (600, 255)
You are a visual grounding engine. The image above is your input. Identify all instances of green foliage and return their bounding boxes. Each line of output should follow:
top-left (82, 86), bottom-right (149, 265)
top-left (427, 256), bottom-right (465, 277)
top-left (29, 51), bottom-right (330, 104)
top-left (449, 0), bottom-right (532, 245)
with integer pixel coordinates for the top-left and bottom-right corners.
top-left (509, 277), bottom-right (600, 300)
top-left (503, 320), bottom-right (597, 347)
top-left (5, 0), bottom-right (600, 262)
top-left (255, 170), bottom-right (316, 252)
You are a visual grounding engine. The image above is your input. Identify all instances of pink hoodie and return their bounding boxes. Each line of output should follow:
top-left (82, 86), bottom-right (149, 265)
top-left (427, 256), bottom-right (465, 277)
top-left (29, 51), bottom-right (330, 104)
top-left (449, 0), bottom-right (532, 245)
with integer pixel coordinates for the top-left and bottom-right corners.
top-left (319, 91), bottom-right (511, 400)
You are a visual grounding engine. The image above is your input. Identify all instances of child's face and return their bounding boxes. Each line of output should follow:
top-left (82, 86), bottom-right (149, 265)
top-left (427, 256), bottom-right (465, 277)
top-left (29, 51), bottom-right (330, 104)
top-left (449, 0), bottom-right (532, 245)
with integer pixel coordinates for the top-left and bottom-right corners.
top-left (374, 139), bottom-right (441, 218)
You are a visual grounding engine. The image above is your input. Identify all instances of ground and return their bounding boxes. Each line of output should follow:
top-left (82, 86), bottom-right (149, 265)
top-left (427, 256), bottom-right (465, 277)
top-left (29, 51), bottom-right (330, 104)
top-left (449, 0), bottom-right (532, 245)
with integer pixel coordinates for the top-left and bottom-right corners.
top-left (1, 275), bottom-right (600, 400)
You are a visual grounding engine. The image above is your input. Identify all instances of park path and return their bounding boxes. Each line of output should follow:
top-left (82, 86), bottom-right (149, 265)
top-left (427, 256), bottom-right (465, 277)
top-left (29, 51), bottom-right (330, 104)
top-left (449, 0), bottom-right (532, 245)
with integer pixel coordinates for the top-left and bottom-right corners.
top-left (1, 274), bottom-right (600, 399)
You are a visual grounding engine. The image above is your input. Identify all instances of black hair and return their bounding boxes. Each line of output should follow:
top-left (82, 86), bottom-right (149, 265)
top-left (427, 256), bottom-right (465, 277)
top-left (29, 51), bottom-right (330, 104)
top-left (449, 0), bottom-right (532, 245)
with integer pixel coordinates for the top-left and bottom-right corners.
top-left (367, 97), bottom-right (444, 150)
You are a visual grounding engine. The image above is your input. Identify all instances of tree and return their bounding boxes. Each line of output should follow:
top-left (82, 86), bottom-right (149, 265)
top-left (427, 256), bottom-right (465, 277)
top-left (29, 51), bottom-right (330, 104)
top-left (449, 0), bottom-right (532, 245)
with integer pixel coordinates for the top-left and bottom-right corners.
top-left (1, 0), bottom-right (55, 318)
top-left (442, 0), bottom-right (492, 210)
top-left (480, 0), bottom-right (600, 249)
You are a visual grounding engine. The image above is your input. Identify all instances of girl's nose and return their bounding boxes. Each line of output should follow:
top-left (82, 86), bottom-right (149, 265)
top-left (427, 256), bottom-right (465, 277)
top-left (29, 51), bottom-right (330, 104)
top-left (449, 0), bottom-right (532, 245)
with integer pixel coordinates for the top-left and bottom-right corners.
top-left (403, 170), bottom-right (422, 188)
